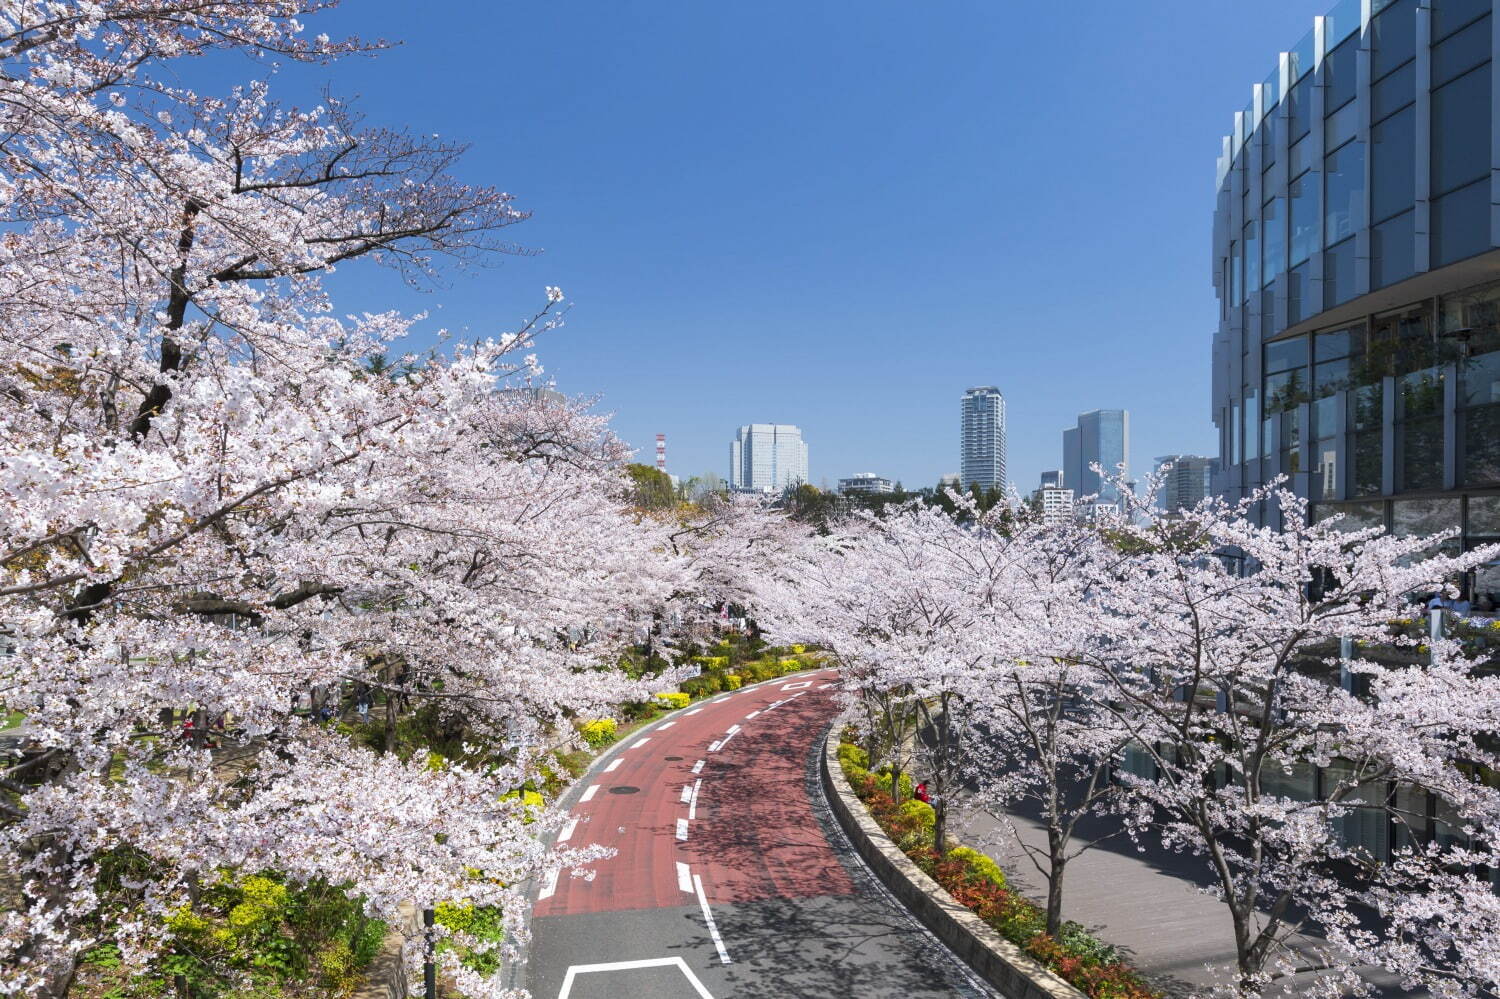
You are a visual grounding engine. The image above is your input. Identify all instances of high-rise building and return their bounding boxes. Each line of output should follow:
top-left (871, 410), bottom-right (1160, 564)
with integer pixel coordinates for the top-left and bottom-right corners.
top-left (1209, 0), bottom-right (1500, 579)
top-left (1061, 410), bottom-right (1129, 502)
top-left (1154, 454), bottom-right (1215, 514)
top-left (1033, 486), bottom-right (1075, 526)
top-left (838, 473), bottom-right (895, 496)
top-left (729, 424), bottom-right (809, 493)
top-left (960, 387), bottom-right (1007, 494)
top-left (1039, 469), bottom-right (1063, 489)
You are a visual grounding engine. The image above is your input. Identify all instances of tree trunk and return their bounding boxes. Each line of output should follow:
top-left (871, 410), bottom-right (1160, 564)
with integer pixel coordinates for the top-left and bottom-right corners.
top-left (933, 795), bottom-right (948, 859)
top-left (1046, 855), bottom-right (1066, 936)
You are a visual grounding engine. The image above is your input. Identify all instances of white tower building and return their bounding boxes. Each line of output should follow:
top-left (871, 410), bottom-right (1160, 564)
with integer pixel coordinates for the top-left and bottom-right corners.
top-left (960, 387), bottom-right (1007, 495)
top-left (730, 424), bottom-right (809, 493)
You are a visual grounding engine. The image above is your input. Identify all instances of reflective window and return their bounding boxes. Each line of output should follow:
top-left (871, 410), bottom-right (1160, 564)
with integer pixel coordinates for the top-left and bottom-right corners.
top-left (1314, 438), bottom-right (1340, 498)
top-left (1245, 220), bottom-right (1261, 295)
top-left (1289, 173), bottom-right (1316, 267)
top-left (1373, 210), bottom-right (1416, 289)
top-left (1266, 336), bottom-right (1309, 374)
top-left (1325, 238), bottom-right (1360, 310)
top-left (1469, 494), bottom-right (1500, 534)
top-left (1315, 357), bottom-right (1351, 439)
top-left (1325, 99), bottom-right (1360, 152)
top-left (1434, 0), bottom-right (1493, 40)
top-left (1371, 0), bottom-right (1418, 80)
top-left (1231, 239), bottom-right (1244, 305)
top-left (1444, 283), bottom-right (1500, 485)
top-left (1372, 60), bottom-right (1416, 121)
top-left (1290, 135), bottom-right (1312, 178)
top-left (1352, 428), bottom-right (1384, 497)
top-left (1325, 36), bottom-right (1359, 111)
top-left (1433, 14), bottom-right (1492, 86)
top-left (1262, 196), bottom-right (1284, 285)
top-left (1260, 111), bottom-right (1278, 167)
top-left (1371, 106), bottom-right (1416, 223)
top-left (1433, 179), bottom-right (1491, 267)
top-left (1288, 77), bottom-right (1313, 142)
top-left (1325, 141), bottom-right (1365, 244)
top-left (1288, 261), bottom-right (1310, 326)
top-left (1393, 497), bottom-right (1463, 538)
top-left (1432, 62), bottom-right (1492, 196)
top-left (1318, 327), bottom-right (1356, 362)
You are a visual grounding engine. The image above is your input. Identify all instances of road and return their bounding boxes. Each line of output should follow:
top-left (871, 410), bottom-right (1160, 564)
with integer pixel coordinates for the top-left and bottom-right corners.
top-left (520, 670), bottom-right (995, 999)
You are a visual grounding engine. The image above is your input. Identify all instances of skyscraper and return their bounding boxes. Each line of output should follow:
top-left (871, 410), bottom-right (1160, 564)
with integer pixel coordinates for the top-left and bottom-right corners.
top-left (1061, 409), bottom-right (1129, 502)
top-left (729, 424), bottom-right (808, 493)
top-left (1154, 454), bottom-right (1215, 514)
top-left (960, 387), bottom-right (1007, 494)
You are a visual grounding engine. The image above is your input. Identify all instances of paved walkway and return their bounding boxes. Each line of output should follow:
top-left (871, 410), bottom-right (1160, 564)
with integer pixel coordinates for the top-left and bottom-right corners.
top-left (953, 799), bottom-right (1425, 998)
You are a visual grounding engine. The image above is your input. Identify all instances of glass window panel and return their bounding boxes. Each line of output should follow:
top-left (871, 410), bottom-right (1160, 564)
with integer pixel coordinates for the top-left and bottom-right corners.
top-left (1325, 238), bottom-right (1360, 310)
top-left (1372, 0), bottom-right (1418, 80)
top-left (1231, 239), bottom-right (1244, 305)
top-left (1318, 328), bottom-right (1356, 362)
top-left (1393, 497), bottom-right (1463, 537)
top-left (1266, 336), bottom-right (1310, 374)
top-left (1325, 141), bottom-right (1365, 245)
top-left (1463, 401), bottom-right (1500, 484)
top-left (1326, 99), bottom-right (1360, 152)
top-left (1315, 438), bottom-right (1340, 499)
top-left (1372, 106), bottom-right (1416, 223)
top-left (1231, 400), bottom-right (1241, 465)
top-left (1263, 196), bottom-right (1285, 286)
top-left (1288, 76), bottom-right (1313, 142)
top-left (1262, 288), bottom-right (1276, 339)
top-left (1470, 495), bottom-right (1500, 534)
top-left (1289, 173), bottom-right (1316, 268)
top-left (1434, 15), bottom-right (1492, 89)
top-left (1245, 220), bottom-right (1261, 295)
top-left (1433, 179), bottom-right (1492, 267)
top-left (1432, 63), bottom-right (1492, 196)
top-left (1352, 429), bottom-right (1384, 496)
top-left (1266, 369), bottom-right (1310, 413)
top-left (1374, 210), bottom-right (1416, 289)
top-left (1325, 36), bottom-right (1359, 110)
top-left (1320, 500), bottom-right (1386, 530)
top-left (1260, 110), bottom-right (1278, 165)
top-left (1288, 261), bottom-right (1310, 325)
top-left (1244, 389), bottom-right (1261, 461)
top-left (1315, 358), bottom-right (1351, 438)
top-left (1290, 136), bottom-right (1312, 179)
top-left (1373, 60), bottom-right (1417, 121)
top-left (1434, 0), bottom-right (1492, 40)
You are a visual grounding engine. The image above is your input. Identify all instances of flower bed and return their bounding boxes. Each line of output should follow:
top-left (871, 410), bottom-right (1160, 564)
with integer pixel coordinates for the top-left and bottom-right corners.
top-left (839, 744), bottom-right (1158, 999)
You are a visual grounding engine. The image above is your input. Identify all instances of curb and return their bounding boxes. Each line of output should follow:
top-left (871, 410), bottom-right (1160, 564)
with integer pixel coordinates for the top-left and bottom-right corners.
top-left (819, 730), bottom-right (1087, 999)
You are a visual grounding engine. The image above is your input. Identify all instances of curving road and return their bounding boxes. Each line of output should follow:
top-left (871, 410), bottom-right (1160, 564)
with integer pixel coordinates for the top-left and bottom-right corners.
top-left (519, 670), bottom-right (994, 999)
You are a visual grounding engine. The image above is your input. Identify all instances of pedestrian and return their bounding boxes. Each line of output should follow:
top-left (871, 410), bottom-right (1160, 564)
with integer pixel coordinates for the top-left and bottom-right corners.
top-left (356, 697), bottom-right (370, 724)
top-left (915, 781), bottom-right (932, 804)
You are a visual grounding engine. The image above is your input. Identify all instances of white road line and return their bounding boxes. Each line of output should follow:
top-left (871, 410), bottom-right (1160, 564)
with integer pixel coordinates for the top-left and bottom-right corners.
top-left (781, 680), bottom-right (813, 691)
top-left (818, 682), bottom-right (836, 689)
top-left (686, 707), bottom-right (703, 715)
top-left (558, 957), bottom-right (713, 999)
top-left (680, 784), bottom-right (692, 803)
top-left (709, 740), bottom-right (721, 752)
top-left (676, 818), bottom-right (689, 841)
top-left (693, 873), bottom-right (733, 965)
top-left (580, 784), bottom-right (599, 802)
top-left (692, 759), bottom-right (705, 774)
top-left (726, 724), bottom-right (741, 735)
top-left (676, 862), bottom-right (693, 893)
top-left (659, 721), bottom-right (676, 729)
top-left (538, 866), bottom-right (560, 900)
top-left (689, 778), bottom-right (702, 820)
top-left (631, 737), bottom-right (650, 749)
top-left (745, 710), bottom-right (760, 719)
top-left (713, 728), bottom-right (740, 752)
top-left (558, 817), bottom-right (578, 843)
top-left (604, 758), bottom-right (623, 772)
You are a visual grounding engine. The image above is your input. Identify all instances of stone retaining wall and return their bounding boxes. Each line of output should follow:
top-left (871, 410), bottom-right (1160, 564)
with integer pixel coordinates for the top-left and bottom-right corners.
top-left (819, 730), bottom-right (1087, 999)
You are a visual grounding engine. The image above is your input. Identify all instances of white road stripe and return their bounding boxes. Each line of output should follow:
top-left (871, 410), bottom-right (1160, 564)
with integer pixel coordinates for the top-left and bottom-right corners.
top-left (680, 784), bottom-right (692, 803)
top-left (676, 818), bottom-right (689, 841)
top-left (692, 759), bottom-right (705, 774)
top-left (580, 784), bottom-right (599, 802)
top-left (689, 779), bottom-right (702, 820)
top-left (714, 728), bottom-right (740, 752)
top-left (686, 707), bottom-right (703, 715)
top-left (693, 873), bottom-right (733, 964)
top-left (538, 866), bottom-right (560, 900)
top-left (781, 680), bottom-right (812, 691)
top-left (709, 740), bottom-right (721, 752)
top-left (745, 710), bottom-right (760, 719)
top-left (726, 724), bottom-right (741, 735)
top-left (558, 958), bottom-right (713, 999)
top-left (659, 721), bottom-right (676, 729)
top-left (604, 758), bottom-right (623, 772)
top-left (558, 817), bottom-right (578, 843)
top-left (676, 862), bottom-right (693, 893)
top-left (631, 737), bottom-right (650, 749)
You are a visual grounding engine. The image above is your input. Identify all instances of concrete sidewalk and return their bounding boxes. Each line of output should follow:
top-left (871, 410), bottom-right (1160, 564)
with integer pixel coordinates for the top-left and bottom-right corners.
top-left (952, 799), bottom-right (1425, 998)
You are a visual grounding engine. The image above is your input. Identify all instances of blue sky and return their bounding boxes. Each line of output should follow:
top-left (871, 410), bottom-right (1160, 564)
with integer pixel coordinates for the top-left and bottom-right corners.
top-left (285, 1), bottom-right (1325, 491)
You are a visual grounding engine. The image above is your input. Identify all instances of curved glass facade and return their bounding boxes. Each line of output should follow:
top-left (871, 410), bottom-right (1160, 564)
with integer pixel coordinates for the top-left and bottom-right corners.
top-left (1211, 0), bottom-right (1500, 580)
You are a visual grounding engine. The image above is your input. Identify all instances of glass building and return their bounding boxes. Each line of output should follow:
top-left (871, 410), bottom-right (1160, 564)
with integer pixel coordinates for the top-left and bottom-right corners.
top-left (1062, 409), bottom-right (1129, 503)
top-left (960, 387), bottom-right (1008, 494)
top-left (729, 424), bottom-right (809, 493)
top-left (1211, 0), bottom-right (1500, 591)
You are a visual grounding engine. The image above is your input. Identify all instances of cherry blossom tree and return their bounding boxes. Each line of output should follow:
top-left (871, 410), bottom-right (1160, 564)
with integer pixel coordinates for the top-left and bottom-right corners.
top-left (0, 4), bottom-right (690, 996)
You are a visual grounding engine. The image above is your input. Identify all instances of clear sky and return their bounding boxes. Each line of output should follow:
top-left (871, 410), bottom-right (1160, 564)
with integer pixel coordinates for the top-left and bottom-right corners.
top-left (285, 1), bottom-right (1327, 492)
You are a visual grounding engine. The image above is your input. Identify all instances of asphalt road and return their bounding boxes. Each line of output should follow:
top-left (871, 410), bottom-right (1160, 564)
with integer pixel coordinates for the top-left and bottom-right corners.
top-left (519, 670), bottom-right (995, 999)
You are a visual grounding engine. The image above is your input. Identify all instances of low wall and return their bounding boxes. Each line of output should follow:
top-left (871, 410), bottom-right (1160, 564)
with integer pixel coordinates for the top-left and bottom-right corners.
top-left (819, 730), bottom-right (1087, 999)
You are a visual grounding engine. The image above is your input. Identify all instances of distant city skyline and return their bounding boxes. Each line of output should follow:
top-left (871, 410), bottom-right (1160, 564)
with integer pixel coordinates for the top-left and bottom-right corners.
top-left (1062, 409), bottom-right (1130, 503)
top-left (729, 423), bottom-right (809, 493)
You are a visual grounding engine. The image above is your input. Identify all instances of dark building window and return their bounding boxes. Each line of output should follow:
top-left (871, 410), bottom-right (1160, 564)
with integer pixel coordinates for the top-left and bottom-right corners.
top-left (1289, 172), bottom-right (1317, 267)
top-left (1325, 140), bottom-right (1365, 245)
top-left (1372, 60), bottom-right (1416, 122)
top-left (1433, 179), bottom-right (1491, 267)
top-left (1371, 106), bottom-right (1416, 223)
top-left (1325, 238), bottom-right (1359, 310)
top-left (1374, 211), bottom-right (1417, 289)
top-left (1288, 76), bottom-right (1314, 142)
top-left (1385, 306), bottom-right (1444, 492)
top-left (1445, 282), bottom-right (1500, 485)
top-left (1289, 261), bottom-right (1311, 325)
top-left (1260, 111), bottom-right (1278, 168)
top-left (1325, 36), bottom-right (1359, 112)
top-left (1231, 239), bottom-right (1244, 305)
top-left (1349, 327), bottom-right (1389, 498)
top-left (1371, 0), bottom-right (1418, 80)
top-left (1326, 99), bottom-right (1359, 152)
top-left (1263, 196), bottom-right (1284, 285)
top-left (1246, 220), bottom-right (1261, 295)
top-left (1434, 0), bottom-right (1492, 40)
top-left (1432, 62), bottom-right (1492, 196)
top-left (1433, 13), bottom-right (1492, 86)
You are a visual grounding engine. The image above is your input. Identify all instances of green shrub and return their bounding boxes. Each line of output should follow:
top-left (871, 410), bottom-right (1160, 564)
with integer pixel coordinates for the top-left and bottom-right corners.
top-left (948, 846), bottom-right (1006, 888)
top-left (654, 692), bottom-right (691, 709)
top-left (724, 674), bottom-right (743, 690)
top-left (680, 674), bottom-right (722, 698)
top-left (837, 743), bottom-right (869, 770)
top-left (695, 655), bottom-right (729, 671)
top-left (778, 657), bottom-right (802, 673)
top-left (579, 718), bottom-right (617, 747)
top-left (898, 798), bottom-right (935, 832)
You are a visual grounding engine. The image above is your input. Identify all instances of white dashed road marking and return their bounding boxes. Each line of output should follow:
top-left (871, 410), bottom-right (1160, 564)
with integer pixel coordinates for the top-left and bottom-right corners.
top-left (680, 784), bottom-right (692, 803)
top-left (538, 866), bottom-right (560, 900)
top-left (558, 817), bottom-right (578, 843)
top-left (694, 874), bottom-right (732, 965)
top-left (689, 779), bottom-right (702, 820)
top-left (580, 784), bottom-right (599, 802)
top-left (676, 818), bottom-right (689, 841)
top-left (631, 738), bottom-right (650, 749)
top-left (676, 862), bottom-right (693, 893)
top-left (692, 759), bottom-right (705, 774)
top-left (604, 758), bottom-right (623, 773)
top-left (745, 710), bottom-right (760, 719)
